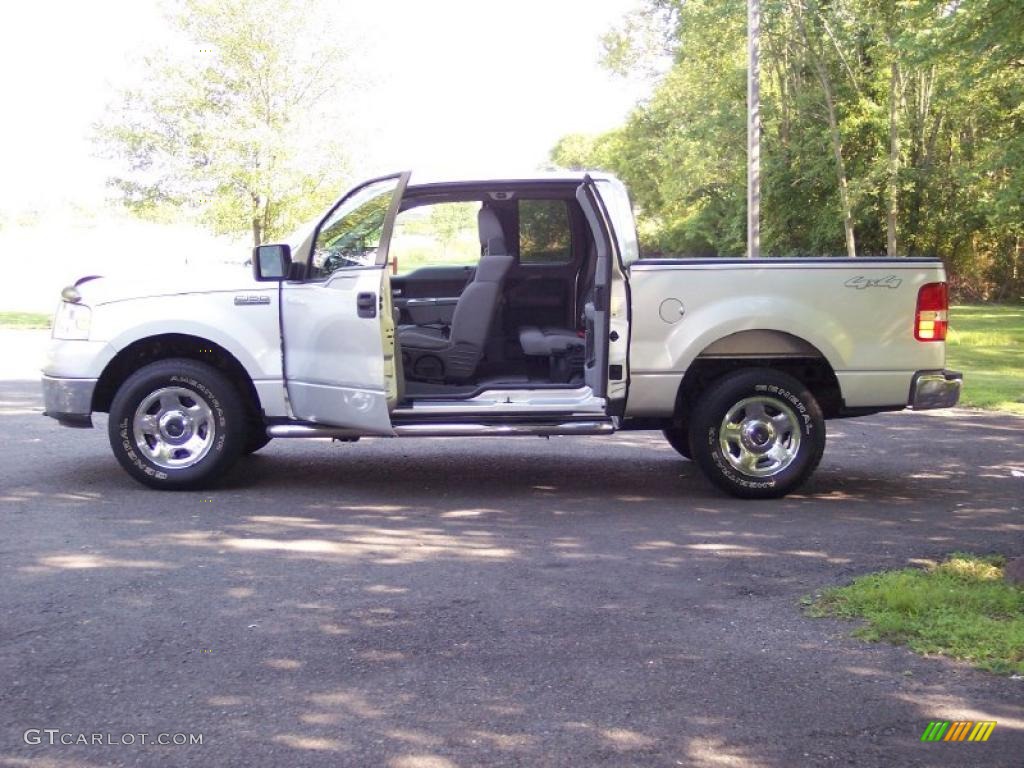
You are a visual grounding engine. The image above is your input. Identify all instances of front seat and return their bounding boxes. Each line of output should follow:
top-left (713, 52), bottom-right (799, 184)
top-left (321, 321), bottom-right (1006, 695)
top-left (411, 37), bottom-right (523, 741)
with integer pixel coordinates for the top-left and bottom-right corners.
top-left (398, 206), bottom-right (514, 382)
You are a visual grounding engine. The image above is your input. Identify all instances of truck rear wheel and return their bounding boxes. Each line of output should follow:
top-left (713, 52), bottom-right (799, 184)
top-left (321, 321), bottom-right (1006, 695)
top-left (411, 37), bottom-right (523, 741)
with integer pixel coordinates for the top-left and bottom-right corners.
top-left (108, 358), bottom-right (246, 490)
top-left (688, 369), bottom-right (825, 499)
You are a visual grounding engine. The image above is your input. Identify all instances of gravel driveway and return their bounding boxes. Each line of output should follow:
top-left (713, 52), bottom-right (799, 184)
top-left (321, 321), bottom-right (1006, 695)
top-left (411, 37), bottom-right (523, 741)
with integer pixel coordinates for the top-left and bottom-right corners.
top-left (0, 338), bottom-right (1021, 766)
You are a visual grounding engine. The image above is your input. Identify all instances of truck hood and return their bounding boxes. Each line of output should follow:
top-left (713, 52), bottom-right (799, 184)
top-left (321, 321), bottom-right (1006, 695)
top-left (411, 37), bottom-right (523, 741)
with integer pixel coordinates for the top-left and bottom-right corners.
top-left (71, 266), bottom-right (265, 306)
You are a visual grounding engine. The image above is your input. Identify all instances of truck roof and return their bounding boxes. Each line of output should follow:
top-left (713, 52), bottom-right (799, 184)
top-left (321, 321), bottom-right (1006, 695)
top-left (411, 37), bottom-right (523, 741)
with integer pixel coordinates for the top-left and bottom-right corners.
top-left (405, 169), bottom-right (617, 189)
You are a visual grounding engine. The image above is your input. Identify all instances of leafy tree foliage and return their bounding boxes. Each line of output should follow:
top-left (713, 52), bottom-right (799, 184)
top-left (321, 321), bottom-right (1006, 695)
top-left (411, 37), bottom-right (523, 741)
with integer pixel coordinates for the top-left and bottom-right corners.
top-left (520, 200), bottom-right (573, 263)
top-left (428, 203), bottom-right (477, 258)
top-left (95, 0), bottom-right (353, 246)
top-left (554, 0), bottom-right (1024, 298)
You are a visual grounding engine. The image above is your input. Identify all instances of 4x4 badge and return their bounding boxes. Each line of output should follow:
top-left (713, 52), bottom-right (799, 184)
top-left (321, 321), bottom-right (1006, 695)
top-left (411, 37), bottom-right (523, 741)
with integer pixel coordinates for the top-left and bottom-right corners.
top-left (845, 275), bottom-right (902, 290)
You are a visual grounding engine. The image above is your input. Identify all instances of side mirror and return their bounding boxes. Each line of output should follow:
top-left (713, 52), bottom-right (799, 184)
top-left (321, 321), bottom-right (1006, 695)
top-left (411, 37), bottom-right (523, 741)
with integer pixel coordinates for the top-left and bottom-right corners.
top-left (252, 244), bottom-right (291, 281)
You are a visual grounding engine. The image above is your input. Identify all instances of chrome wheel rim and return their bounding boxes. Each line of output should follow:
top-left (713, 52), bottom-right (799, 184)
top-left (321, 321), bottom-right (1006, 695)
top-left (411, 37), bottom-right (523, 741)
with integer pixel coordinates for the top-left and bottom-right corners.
top-left (133, 387), bottom-right (216, 470)
top-left (719, 396), bottom-right (801, 477)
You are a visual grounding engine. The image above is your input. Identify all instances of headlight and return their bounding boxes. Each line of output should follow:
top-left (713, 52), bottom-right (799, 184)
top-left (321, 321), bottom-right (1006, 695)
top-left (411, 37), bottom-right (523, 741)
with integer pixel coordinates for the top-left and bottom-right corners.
top-left (52, 301), bottom-right (92, 340)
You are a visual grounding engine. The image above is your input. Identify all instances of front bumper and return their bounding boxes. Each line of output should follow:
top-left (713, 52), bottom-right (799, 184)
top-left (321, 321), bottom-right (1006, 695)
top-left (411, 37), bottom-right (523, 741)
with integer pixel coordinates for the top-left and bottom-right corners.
top-left (41, 375), bottom-right (97, 428)
top-left (909, 369), bottom-right (962, 410)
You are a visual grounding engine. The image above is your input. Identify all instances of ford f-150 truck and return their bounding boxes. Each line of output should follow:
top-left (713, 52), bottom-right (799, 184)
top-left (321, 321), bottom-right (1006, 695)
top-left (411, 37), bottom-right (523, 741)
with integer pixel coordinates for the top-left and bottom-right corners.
top-left (41, 171), bottom-right (961, 498)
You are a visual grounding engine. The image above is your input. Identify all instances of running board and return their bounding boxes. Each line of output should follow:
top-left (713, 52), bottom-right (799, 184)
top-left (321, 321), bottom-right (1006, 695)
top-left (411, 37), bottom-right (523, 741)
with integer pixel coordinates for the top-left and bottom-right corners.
top-left (267, 420), bottom-right (616, 439)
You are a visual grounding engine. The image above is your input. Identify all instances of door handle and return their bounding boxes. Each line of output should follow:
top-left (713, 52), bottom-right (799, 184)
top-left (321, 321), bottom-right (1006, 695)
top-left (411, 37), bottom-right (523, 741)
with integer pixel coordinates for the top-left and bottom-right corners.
top-left (404, 297), bottom-right (460, 306)
top-left (357, 291), bottom-right (377, 318)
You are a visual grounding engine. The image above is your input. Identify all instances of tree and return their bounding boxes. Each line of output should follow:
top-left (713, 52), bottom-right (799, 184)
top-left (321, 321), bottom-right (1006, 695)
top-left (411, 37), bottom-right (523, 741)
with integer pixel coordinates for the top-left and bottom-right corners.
top-left (789, 0), bottom-right (858, 258)
top-left (429, 203), bottom-right (476, 258)
top-left (95, 0), bottom-right (354, 246)
top-left (552, 0), bottom-right (1024, 298)
top-left (550, 133), bottom-right (606, 171)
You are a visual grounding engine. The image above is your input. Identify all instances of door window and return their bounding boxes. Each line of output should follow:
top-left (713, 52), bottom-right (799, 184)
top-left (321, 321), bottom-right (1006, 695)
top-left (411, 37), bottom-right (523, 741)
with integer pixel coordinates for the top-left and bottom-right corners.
top-left (389, 202), bottom-right (481, 276)
top-left (310, 177), bottom-right (402, 279)
top-left (595, 180), bottom-right (640, 267)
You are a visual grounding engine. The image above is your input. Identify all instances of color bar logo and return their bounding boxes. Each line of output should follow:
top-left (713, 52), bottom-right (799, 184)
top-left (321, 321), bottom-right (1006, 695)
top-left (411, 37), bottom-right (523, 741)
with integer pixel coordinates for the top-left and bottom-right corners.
top-left (920, 721), bottom-right (996, 742)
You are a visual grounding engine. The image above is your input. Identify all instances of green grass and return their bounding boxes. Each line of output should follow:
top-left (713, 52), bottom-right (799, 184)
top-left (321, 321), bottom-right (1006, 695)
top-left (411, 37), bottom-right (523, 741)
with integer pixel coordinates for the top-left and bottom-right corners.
top-left (809, 554), bottom-right (1024, 675)
top-left (0, 311), bottom-right (51, 329)
top-left (947, 304), bottom-right (1024, 414)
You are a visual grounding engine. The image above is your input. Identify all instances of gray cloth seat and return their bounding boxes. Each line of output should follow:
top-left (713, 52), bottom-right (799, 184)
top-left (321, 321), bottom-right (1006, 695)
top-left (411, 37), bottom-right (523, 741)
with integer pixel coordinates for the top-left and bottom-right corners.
top-left (518, 240), bottom-right (594, 359)
top-left (397, 326), bottom-right (450, 350)
top-left (398, 206), bottom-right (514, 382)
top-left (519, 326), bottom-right (584, 356)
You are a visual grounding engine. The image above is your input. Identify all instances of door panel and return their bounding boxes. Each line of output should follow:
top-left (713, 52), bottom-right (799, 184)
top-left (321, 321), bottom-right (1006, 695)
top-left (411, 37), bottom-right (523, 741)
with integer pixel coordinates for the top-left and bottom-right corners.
top-left (392, 266), bottom-right (474, 297)
top-left (392, 266), bottom-right (474, 325)
top-left (282, 172), bottom-right (409, 432)
top-left (591, 180), bottom-right (632, 405)
top-left (400, 298), bottom-right (459, 326)
top-left (575, 180), bottom-right (613, 399)
top-left (283, 268), bottom-right (394, 432)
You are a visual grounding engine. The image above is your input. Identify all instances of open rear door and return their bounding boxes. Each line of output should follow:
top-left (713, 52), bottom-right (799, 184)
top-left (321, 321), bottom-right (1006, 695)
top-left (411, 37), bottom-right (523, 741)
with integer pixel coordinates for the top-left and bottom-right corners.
top-left (575, 177), bottom-right (629, 407)
top-left (281, 172), bottom-right (410, 432)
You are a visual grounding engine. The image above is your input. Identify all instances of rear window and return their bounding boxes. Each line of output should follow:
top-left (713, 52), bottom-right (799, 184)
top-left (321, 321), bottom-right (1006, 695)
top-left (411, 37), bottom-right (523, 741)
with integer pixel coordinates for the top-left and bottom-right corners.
top-left (519, 199), bottom-right (571, 264)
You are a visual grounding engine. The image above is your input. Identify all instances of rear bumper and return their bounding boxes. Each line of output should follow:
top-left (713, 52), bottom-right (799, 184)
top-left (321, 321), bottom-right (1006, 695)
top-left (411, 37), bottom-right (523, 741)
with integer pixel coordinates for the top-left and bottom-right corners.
top-left (41, 375), bottom-right (96, 428)
top-left (909, 369), bottom-right (962, 410)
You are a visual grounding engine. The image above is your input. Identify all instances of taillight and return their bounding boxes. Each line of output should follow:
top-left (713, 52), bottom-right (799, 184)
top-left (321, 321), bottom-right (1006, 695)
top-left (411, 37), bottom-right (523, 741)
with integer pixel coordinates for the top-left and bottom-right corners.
top-left (915, 282), bottom-right (948, 341)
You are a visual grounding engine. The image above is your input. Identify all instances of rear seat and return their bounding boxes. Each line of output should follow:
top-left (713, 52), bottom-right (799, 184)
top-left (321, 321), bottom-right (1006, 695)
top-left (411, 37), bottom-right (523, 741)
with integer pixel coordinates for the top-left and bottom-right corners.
top-left (518, 326), bottom-right (584, 356)
top-left (518, 326), bottom-right (585, 382)
top-left (517, 240), bottom-right (594, 382)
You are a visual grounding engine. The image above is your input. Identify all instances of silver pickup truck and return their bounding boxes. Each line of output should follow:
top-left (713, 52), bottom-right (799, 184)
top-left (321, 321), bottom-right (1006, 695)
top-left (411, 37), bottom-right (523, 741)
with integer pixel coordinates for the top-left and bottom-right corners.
top-left (42, 171), bottom-right (960, 498)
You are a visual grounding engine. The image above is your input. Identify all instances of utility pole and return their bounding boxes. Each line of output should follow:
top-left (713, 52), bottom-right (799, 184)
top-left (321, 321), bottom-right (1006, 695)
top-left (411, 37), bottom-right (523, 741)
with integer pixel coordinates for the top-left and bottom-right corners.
top-left (747, 0), bottom-right (761, 258)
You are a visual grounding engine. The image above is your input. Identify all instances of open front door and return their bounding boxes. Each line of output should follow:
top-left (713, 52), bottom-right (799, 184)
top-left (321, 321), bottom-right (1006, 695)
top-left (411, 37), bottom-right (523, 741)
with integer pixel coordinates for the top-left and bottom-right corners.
top-left (575, 176), bottom-right (630, 406)
top-left (281, 172), bottom-right (410, 432)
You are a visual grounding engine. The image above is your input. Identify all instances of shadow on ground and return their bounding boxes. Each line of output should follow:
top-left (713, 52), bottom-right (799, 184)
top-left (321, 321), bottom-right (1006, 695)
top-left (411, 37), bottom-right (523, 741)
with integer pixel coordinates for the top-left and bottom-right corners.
top-left (1, 380), bottom-right (1022, 767)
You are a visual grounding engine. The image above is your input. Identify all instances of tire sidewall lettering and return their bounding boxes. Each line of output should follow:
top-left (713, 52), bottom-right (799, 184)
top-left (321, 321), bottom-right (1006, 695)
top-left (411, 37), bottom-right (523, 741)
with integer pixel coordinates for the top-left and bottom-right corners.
top-left (755, 383), bottom-right (814, 436)
top-left (708, 424), bottom-right (778, 490)
top-left (118, 417), bottom-right (169, 480)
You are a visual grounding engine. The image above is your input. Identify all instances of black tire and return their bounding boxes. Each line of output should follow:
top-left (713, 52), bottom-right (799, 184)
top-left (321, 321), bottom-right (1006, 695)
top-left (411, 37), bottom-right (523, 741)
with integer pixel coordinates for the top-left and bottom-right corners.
top-left (108, 358), bottom-right (246, 490)
top-left (688, 368), bottom-right (825, 499)
top-left (243, 430), bottom-right (272, 455)
top-left (662, 425), bottom-right (692, 460)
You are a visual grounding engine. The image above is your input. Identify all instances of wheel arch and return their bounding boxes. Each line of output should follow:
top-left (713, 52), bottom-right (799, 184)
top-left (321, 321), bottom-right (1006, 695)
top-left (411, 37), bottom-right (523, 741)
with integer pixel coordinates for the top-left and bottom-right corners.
top-left (92, 333), bottom-right (261, 418)
top-left (671, 330), bottom-right (842, 426)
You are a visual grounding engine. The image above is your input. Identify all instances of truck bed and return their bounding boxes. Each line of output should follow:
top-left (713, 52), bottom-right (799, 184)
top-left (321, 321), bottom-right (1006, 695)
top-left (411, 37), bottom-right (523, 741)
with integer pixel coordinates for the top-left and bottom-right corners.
top-left (625, 257), bottom-right (947, 416)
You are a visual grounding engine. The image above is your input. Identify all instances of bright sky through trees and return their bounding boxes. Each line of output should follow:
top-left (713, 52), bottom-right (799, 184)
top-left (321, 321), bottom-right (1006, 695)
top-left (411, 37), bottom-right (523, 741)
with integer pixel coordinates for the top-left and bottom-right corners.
top-left (0, 0), bottom-right (648, 214)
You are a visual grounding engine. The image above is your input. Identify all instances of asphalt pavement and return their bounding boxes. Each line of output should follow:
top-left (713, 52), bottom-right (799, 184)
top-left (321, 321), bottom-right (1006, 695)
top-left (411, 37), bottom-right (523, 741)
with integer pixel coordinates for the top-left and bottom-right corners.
top-left (0, 338), bottom-right (1022, 767)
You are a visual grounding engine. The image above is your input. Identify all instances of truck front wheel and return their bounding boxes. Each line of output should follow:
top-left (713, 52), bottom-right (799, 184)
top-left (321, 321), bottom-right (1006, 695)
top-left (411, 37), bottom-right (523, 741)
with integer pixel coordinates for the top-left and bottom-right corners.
top-left (108, 358), bottom-right (246, 490)
top-left (688, 369), bottom-right (825, 499)
top-left (243, 426), bottom-right (272, 455)
top-left (662, 425), bottom-right (692, 460)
